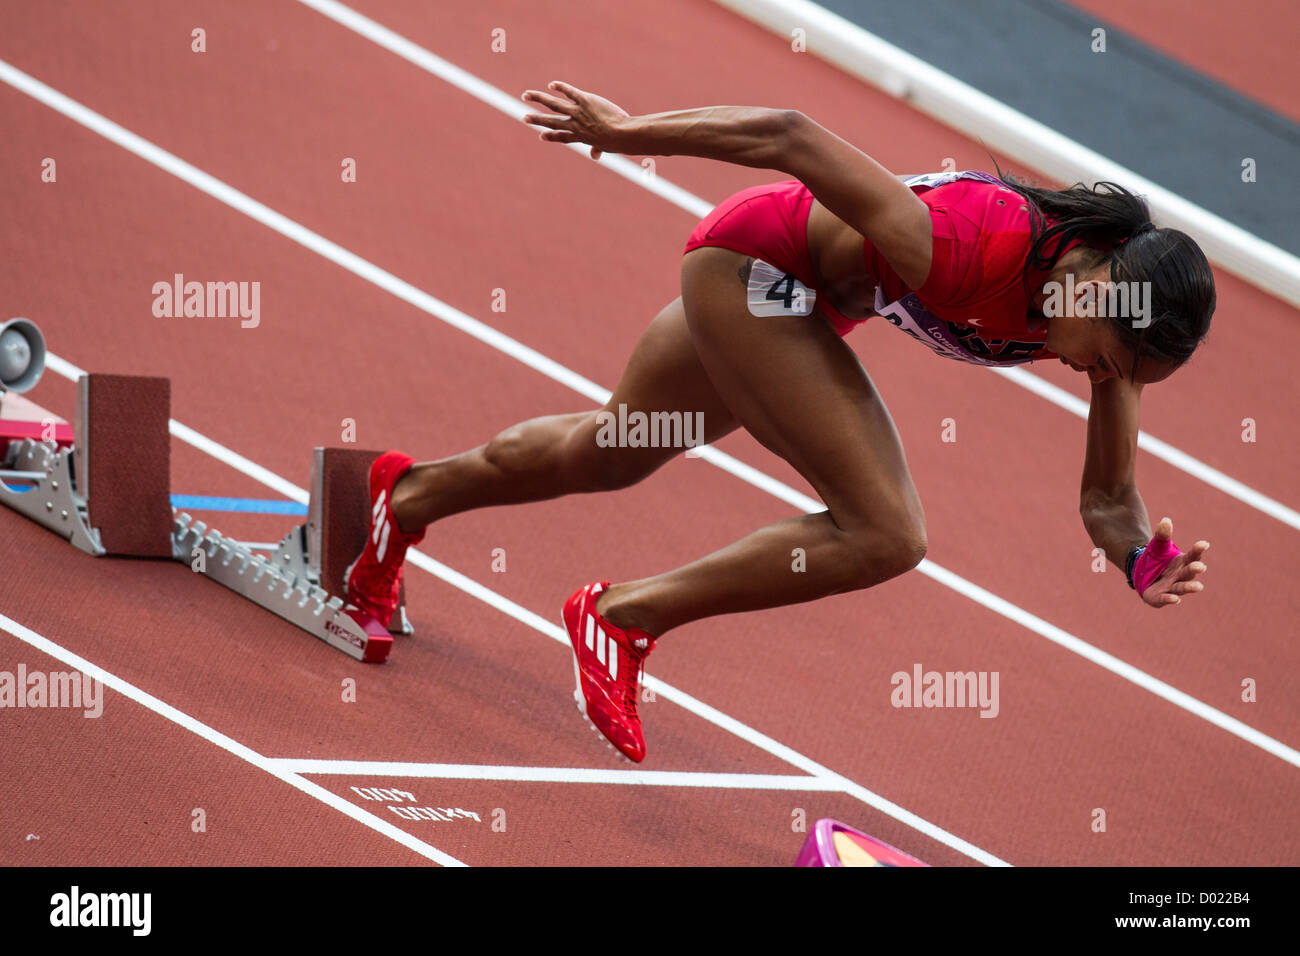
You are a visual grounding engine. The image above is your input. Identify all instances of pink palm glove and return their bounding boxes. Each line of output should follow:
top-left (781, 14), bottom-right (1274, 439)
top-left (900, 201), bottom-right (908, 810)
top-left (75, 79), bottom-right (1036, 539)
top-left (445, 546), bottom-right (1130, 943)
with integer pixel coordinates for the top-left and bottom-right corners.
top-left (1131, 517), bottom-right (1210, 607)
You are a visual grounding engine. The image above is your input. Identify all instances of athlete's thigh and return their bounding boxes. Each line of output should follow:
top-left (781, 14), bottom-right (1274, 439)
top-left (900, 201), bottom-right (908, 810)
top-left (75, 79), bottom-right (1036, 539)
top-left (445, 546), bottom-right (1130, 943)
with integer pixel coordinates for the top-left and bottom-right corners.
top-left (680, 245), bottom-right (922, 532)
top-left (574, 296), bottom-right (739, 469)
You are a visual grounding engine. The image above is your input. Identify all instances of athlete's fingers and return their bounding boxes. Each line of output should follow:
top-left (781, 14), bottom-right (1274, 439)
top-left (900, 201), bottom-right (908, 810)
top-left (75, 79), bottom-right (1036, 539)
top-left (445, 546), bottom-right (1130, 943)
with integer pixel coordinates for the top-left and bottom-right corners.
top-left (539, 130), bottom-right (579, 143)
top-left (522, 89), bottom-right (576, 115)
top-left (520, 107), bottom-right (566, 126)
top-left (1168, 580), bottom-right (1204, 595)
top-left (1154, 516), bottom-right (1174, 541)
top-left (1143, 586), bottom-right (1179, 606)
top-left (1187, 540), bottom-right (1210, 560)
top-left (524, 115), bottom-right (569, 134)
top-left (1170, 560), bottom-right (1204, 582)
top-left (590, 146), bottom-right (604, 161)
top-left (548, 80), bottom-right (587, 103)
top-left (539, 115), bottom-right (579, 133)
top-left (523, 112), bottom-right (576, 132)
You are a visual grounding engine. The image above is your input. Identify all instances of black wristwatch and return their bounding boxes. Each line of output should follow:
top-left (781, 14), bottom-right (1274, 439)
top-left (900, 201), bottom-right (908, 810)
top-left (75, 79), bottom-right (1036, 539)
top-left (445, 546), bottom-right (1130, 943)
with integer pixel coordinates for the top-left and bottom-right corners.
top-left (1125, 545), bottom-right (1147, 590)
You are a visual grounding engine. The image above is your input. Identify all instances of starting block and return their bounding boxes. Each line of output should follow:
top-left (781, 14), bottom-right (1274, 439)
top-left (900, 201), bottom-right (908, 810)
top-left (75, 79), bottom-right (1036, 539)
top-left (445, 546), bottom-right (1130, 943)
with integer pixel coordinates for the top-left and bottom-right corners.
top-left (1, 373), bottom-right (410, 663)
top-left (793, 818), bottom-right (929, 867)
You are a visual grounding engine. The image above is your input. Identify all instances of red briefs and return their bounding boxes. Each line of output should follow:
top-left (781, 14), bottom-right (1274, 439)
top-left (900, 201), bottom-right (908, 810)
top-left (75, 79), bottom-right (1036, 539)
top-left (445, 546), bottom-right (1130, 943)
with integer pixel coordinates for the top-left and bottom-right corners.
top-left (683, 180), bottom-right (858, 332)
top-left (683, 171), bottom-right (1072, 367)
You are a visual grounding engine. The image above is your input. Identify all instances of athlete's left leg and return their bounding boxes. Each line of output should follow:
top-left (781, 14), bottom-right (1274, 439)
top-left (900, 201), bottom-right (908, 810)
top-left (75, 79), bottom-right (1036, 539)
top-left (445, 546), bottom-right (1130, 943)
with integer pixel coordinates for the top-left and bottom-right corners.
top-left (386, 296), bottom-right (739, 532)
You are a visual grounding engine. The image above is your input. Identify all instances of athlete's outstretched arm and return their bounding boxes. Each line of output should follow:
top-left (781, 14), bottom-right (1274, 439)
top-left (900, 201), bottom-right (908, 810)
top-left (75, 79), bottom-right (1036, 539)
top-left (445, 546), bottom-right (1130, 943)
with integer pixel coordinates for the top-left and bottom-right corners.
top-left (1080, 376), bottom-right (1209, 606)
top-left (521, 81), bottom-right (933, 288)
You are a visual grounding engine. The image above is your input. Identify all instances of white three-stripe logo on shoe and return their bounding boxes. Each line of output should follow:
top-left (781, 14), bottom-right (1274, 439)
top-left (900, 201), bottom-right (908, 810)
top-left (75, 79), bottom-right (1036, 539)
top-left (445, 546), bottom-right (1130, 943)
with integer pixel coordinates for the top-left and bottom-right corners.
top-left (583, 613), bottom-right (618, 681)
top-left (372, 490), bottom-right (390, 563)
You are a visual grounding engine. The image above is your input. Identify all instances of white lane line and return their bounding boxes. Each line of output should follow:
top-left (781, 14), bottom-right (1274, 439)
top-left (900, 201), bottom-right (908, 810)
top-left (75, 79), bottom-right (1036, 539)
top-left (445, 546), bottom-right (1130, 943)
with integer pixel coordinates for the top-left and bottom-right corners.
top-left (44, 354), bottom-right (313, 505)
top-left (0, 610), bottom-right (465, 867)
top-left (711, 0), bottom-right (1300, 309)
top-left (993, 367), bottom-right (1300, 531)
top-left (37, 355), bottom-right (1007, 866)
top-left (46, 374), bottom-right (987, 859)
top-left (7, 48), bottom-right (1296, 538)
top-left (290, 2), bottom-right (1300, 532)
top-left (11, 63), bottom-right (1294, 858)
top-left (0, 58), bottom-right (612, 408)
top-left (272, 760), bottom-right (844, 790)
top-left (921, 562), bottom-right (1300, 769)
top-left (12, 62), bottom-right (1293, 774)
top-left (384, 552), bottom-right (1002, 867)
top-left (43, 373), bottom-right (1003, 855)
top-left (295, 0), bottom-right (714, 219)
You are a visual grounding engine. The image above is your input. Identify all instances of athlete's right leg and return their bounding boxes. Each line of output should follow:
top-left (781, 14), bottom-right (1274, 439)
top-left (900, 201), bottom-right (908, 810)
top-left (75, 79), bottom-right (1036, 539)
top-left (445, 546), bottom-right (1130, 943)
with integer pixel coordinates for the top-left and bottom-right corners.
top-left (593, 245), bottom-right (929, 638)
top-left (387, 298), bottom-right (739, 535)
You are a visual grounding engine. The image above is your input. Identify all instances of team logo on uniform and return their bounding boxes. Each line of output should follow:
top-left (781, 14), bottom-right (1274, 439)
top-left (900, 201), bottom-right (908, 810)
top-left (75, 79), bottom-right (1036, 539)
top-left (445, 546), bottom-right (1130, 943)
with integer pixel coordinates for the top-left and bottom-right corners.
top-left (878, 292), bottom-right (1046, 367)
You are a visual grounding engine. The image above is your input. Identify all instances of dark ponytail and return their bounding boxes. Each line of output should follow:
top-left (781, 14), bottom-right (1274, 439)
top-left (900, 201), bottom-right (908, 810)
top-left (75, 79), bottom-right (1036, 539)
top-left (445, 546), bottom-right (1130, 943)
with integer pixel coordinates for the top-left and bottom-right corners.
top-left (993, 166), bottom-right (1215, 374)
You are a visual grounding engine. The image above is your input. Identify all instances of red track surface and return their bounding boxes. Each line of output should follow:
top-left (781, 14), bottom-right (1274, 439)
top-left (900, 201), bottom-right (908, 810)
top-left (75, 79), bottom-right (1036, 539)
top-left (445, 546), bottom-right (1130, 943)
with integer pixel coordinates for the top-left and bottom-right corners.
top-left (2, 1), bottom-right (1297, 866)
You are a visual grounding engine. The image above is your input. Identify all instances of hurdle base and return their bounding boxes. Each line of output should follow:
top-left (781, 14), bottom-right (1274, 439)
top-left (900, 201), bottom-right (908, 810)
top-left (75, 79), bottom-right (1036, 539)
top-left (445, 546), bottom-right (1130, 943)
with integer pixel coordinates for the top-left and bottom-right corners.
top-left (172, 512), bottom-right (392, 663)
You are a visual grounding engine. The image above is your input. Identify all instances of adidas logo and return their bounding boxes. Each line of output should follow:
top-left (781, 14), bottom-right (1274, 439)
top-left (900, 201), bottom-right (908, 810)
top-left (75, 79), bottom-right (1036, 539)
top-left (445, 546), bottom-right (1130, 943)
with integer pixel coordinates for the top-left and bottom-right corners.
top-left (633, 637), bottom-right (648, 650)
top-left (372, 490), bottom-right (391, 563)
top-left (583, 613), bottom-right (618, 681)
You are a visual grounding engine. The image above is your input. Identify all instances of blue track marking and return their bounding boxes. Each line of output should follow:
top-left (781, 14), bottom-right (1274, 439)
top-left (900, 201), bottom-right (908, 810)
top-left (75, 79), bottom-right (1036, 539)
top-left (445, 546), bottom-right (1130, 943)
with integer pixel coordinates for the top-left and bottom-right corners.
top-left (170, 495), bottom-right (308, 516)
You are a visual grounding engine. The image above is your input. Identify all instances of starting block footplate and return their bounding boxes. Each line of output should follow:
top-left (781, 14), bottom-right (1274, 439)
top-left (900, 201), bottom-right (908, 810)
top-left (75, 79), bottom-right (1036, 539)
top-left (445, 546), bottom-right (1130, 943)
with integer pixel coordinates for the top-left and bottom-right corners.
top-left (1, 373), bottom-right (402, 663)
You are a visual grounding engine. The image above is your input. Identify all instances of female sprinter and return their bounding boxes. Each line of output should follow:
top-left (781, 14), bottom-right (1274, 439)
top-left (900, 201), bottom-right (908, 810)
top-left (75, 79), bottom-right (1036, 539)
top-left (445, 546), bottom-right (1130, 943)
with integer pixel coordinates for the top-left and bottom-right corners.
top-left (346, 82), bottom-right (1214, 763)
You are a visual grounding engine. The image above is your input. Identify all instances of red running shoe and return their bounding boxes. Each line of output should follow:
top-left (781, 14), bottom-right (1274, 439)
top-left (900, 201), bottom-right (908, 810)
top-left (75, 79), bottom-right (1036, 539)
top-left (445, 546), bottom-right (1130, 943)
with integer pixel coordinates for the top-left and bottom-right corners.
top-left (345, 451), bottom-right (425, 629)
top-left (562, 582), bottom-right (656, 763)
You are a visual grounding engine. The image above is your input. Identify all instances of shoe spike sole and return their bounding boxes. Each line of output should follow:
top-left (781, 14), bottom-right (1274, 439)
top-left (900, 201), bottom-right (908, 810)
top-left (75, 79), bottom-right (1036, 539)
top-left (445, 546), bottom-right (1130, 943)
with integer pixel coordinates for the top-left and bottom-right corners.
top-left (569, 633), bottom-right (636, 765)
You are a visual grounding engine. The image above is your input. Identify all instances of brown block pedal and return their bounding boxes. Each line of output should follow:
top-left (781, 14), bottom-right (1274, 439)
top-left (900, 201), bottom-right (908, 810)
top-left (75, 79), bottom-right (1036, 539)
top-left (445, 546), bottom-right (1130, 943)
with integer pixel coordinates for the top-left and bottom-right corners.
top-left (76, 373), bottom-right (172, 557)
top-left (308, 447), bottom-right (411, 634)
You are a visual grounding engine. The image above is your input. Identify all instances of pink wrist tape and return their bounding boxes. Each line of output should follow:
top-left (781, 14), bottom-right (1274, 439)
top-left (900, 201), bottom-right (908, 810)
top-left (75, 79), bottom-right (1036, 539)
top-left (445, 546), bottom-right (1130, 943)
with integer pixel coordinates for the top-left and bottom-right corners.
top-left (1133, 534), bottom-right (1183, 596)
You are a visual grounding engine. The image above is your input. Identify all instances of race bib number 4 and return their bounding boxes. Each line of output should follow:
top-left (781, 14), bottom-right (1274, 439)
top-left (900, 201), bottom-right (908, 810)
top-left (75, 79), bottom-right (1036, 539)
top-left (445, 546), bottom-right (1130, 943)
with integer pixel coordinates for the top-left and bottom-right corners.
top-left (746, 258), bottom-right (817, 317)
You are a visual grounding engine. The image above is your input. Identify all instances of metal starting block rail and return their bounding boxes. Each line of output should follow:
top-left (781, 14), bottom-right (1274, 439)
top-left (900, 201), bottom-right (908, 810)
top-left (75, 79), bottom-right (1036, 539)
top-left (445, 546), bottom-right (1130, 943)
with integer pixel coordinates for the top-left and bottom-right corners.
top-left (1, 373), bottom-right (408, 663)
top-left (171, 514), bottom-right (392, 662)
top-left (1, 437), bottom-right (104, 556)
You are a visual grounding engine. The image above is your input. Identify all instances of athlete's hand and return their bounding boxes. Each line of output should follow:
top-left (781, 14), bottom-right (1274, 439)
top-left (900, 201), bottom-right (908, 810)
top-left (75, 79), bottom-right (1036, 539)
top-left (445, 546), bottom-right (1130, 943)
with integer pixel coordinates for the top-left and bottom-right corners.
top-left (522, 81), bottom-right (631, 161)
top-left (1139, 517), bottom-right (1209, 608)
